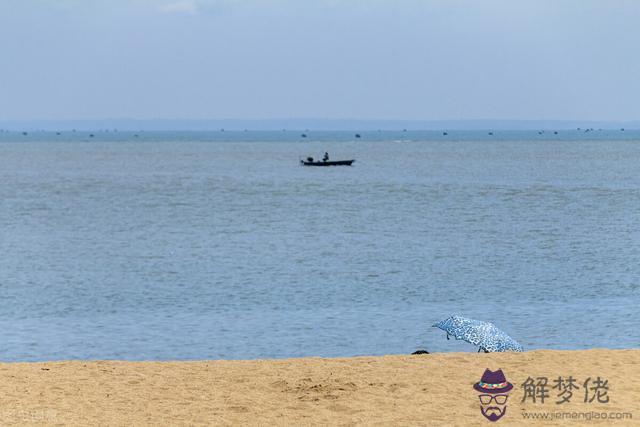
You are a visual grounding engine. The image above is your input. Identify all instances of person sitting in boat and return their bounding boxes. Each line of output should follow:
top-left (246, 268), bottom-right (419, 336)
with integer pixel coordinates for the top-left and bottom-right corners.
top-left (323, 152), bottom-right (329, 162)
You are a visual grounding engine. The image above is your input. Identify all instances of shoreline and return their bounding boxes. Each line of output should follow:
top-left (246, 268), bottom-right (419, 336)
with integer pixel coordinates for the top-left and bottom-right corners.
top-left (0, 349), bottom-right (637, 425)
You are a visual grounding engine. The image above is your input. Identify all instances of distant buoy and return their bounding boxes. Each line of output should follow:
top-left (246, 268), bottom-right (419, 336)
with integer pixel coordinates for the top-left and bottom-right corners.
top-left (301, 134), bottom-right (307, 138)
top-left (443, 132), bottom-right (448, 136)
top-left (355, 134), bottom-right (361, 138)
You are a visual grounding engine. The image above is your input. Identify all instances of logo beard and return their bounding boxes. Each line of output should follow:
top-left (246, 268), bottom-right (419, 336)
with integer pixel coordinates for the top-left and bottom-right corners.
top-left (481, 405), bottom-right (507, 422)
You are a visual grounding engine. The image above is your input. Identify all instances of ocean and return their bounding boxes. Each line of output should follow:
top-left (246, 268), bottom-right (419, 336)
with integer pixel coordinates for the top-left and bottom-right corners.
top-left (1, 130), bottom-right (638, 361)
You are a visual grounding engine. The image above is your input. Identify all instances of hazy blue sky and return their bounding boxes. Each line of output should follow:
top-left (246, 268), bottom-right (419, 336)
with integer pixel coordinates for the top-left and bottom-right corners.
top-left (1, 0), bottom-right (639, 121)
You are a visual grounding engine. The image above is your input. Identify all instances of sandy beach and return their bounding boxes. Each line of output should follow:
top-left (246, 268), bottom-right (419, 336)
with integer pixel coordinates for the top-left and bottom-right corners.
top-left (0, 349), bottom-right (637, 426)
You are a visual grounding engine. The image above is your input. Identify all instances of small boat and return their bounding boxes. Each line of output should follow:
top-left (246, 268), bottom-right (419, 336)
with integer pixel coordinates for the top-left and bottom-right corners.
top-left (301, 159), bottom-right (355, 166)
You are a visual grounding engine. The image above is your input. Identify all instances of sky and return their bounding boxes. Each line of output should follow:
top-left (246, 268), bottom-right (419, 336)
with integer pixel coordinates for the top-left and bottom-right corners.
top-left (1, 0), bottom-right (639, 122)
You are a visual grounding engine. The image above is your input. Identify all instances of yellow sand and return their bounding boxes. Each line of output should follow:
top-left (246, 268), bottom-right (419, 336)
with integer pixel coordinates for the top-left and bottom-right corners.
top-left (0, 350), bottom-right (637, 426)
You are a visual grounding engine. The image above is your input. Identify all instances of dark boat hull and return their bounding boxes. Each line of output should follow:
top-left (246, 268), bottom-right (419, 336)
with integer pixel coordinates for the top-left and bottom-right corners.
top-left (301, 160), bottom-right (355, 166)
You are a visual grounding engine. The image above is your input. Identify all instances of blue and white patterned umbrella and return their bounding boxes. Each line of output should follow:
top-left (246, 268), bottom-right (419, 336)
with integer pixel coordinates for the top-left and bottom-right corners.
top-left (433, 315), bottom-right (524, 352)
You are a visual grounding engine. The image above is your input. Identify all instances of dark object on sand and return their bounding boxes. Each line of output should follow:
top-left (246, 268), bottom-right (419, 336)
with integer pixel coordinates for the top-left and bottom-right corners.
top-left (301, 159), bottom-right (355, 166)
top-left (411, 350), bottom-right (430, 355)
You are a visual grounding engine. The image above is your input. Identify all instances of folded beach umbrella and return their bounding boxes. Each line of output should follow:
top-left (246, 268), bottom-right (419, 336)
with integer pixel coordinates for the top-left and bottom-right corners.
top-left (433, 315), bottom-right (524, 352)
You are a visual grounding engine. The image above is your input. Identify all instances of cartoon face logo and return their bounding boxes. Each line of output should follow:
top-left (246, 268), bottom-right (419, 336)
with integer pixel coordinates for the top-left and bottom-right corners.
top-left (473, 369), bottom-right (513, 422)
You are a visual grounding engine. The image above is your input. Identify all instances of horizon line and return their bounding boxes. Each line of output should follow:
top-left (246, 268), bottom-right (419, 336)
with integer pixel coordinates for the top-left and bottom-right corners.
top-left (1, 118), bottom-right (638, 132)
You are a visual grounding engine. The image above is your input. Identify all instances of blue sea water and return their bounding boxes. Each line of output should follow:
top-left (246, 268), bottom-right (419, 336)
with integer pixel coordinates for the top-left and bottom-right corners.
top-left (0, 130), bottom-right (639, 361)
